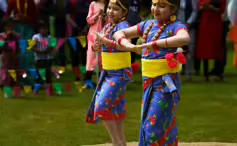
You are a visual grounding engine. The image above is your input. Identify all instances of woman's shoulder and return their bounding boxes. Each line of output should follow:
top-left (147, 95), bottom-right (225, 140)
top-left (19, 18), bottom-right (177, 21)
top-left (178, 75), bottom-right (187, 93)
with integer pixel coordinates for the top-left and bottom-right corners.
top-left (139, 19), bottom-right (156, 27)
top-left (173, 20), bottom-right (185, 25)
top-left (116, 21), bottom-right (130, 29)
top-left (118, 21), bottom-right (130, 26)
top-left (168, 20), bottom-right (187, 29)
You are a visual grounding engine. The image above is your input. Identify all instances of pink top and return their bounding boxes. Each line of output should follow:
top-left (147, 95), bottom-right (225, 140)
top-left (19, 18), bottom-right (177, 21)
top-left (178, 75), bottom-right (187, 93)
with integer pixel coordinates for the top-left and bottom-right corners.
top-left (86, 1), bottom-right (104, 43)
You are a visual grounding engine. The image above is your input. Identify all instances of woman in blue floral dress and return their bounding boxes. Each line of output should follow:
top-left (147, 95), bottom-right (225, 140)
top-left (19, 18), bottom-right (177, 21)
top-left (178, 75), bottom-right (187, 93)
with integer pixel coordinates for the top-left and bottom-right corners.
top-left (114, 0), bottom-right (190, 145)
top-left (85, 0), bottom-right (133, 145)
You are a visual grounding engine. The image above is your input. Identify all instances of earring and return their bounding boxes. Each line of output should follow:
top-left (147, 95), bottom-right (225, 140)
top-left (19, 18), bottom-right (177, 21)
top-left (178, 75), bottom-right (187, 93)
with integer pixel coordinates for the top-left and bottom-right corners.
top-left (170, 15), bottom-right (177, 22)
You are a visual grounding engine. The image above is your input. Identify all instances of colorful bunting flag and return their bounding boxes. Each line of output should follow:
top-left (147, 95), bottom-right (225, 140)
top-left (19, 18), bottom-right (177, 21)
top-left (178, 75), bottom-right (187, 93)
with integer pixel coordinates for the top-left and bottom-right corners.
top-left (74, 81), bottom-right (83, 93)
top-left (39, 68), bottom-right (46, 80)
top-left (24, 86), bottom-right (32, 94)
top-left (1, 70), bottom-right (6, 80)
top-left (27, 40), bottom-right (36, 50)
top-left (4, 87), bottom-right (13, 98)
top-left (45, 84), bottom-right (52, 96)
top-left (40, 40), bottom-right (48, 47)
top-left (56, 38), bottom-right (66, 51)
top-left (19, 40), bottom-right (27, 53)
top-left (78, 36), bottom-right (86, 48)
top-left (14, 86), bottom-right (21, 97)
top-left (8, 41), bottom-right (16, 52)
top-left (68, 37), bottom-right (77, 51)
top-left (64, 83), bottom-right (71, 92)
top-left (8, 70), bottom-right (16, 81)
top-left (29, 69), bottom-right (39, 79)
top-left (34, 84), bottom-right (42, 94)
top-left (49, 38), bottom-right (58, 48)
top-left (0, 41), bottom-right (5, 47)
top-left (53, 83), bottom-right (62, 95)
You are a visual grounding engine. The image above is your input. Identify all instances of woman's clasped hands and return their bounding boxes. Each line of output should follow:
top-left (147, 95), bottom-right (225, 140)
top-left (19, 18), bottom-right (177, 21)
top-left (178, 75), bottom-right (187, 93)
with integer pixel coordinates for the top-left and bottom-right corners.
top-left (94, 31), bottom-right (154, 54)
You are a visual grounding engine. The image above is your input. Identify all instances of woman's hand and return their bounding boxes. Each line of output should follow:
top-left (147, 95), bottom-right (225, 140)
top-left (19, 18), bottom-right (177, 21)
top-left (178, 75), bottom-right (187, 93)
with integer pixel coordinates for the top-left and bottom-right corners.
top-left (94, 31), bottom-right (105, 42)
top-left (93, 40), bottom-right (101, 51)
top-left (136, 42), bottom-right (154, 53)
top-left (93, 33), bottom-right (102, 52)
top-left (123, 43), bottom-right (142, 55)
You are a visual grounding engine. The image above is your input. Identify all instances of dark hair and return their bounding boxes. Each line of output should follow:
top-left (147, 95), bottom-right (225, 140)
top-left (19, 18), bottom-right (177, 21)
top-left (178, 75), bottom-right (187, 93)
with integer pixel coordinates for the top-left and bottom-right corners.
top-left (168, 0), bottom-right (180, 14)
top-left (37, 20), bottom-right (49, 29)
top-left (115, 0), bottom-right (129, 11)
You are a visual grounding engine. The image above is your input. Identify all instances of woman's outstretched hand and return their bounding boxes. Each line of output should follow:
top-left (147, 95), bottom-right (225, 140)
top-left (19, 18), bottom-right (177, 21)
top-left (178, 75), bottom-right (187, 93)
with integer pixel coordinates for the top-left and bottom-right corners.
top-left (136, 43), bottom-right (154, 53)
top-left (123, 43), bottom-right (144, 55)
top-left (93, 40), bottom-right (101, 51)
top-left (126, 43), bottom-right (154, 54)
top-left (93, 32), bottom-right (103, 51)
top-left (94, 31), bottom-right (104, 41)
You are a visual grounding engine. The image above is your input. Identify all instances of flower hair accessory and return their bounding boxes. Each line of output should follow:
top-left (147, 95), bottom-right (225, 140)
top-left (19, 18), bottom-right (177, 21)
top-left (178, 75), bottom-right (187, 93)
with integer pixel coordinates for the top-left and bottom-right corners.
top-left (165, 47), bottom-right (186, 69)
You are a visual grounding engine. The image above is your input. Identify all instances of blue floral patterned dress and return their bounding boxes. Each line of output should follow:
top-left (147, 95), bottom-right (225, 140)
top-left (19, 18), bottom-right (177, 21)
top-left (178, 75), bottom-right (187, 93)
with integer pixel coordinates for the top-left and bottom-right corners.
top-left (86, 21), bottom-right (133, 124)
top-left (137, 20), bottom-right (187, 146)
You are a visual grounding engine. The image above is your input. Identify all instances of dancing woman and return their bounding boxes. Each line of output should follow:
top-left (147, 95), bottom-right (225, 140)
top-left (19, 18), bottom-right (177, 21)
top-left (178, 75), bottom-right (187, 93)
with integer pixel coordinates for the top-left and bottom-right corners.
top-left (114, 0), bottom-right (190, 145)
top-left (85, 0), bottom-right (132, 145)
top-left (227, 0), bottom-right (237, 67)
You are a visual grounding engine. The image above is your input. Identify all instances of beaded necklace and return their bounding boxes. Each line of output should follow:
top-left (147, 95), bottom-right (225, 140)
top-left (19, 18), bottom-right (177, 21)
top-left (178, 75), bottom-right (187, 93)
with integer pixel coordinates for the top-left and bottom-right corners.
top-left (142, 21), bottom-right (171, 43)
top-left (17, 0), bottom-right (28, 16)
top-left (103, 23), bottom-right (117, 37)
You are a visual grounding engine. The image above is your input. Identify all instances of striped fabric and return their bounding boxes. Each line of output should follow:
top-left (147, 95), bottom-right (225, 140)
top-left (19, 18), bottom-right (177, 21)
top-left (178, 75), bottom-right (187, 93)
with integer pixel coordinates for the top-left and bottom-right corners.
top-left (32, 33), bottom-right (53, 60)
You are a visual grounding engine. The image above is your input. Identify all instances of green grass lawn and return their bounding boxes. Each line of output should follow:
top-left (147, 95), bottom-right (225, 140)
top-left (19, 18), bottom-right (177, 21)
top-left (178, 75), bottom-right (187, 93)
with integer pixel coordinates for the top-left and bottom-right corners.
top-left (0, 50), bottom-right (237, 146)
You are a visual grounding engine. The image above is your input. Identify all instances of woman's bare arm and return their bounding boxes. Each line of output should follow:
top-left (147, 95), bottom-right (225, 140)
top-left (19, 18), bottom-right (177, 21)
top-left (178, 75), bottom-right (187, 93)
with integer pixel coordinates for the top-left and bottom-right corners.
top-left (141, 29), bottom-right (190, 49)
top-left (113, 25), bottom-right (141, 47)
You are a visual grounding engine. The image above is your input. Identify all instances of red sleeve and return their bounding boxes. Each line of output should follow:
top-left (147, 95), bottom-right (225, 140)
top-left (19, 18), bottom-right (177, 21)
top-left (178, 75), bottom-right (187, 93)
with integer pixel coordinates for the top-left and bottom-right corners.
top-left (5, 0), bottom-right (15, 18)
top-left (220, 0), bottom-right (226, 14)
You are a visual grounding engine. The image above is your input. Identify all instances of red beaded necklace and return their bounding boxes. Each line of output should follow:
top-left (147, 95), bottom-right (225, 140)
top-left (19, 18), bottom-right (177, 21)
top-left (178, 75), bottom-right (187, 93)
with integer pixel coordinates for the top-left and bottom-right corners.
top-left (142, 21), bottom-right (171, 43)
top-left (103, 23), bottom-right (117, 37)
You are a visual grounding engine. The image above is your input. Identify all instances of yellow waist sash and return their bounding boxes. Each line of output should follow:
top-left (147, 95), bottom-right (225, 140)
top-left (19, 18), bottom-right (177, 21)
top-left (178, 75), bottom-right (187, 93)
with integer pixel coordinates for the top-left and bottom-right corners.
top-left (142, 59), bottom-right (182, 78)
top-left (102, 52), bottom-right (131, 70)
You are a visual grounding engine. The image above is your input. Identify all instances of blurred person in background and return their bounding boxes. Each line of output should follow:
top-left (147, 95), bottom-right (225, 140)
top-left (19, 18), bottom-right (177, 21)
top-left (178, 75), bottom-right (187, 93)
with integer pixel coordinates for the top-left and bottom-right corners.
top-left (66, 0), bottom-right (91, 82)
top-left (178, 0), bottom-right (199, 82)
top-left (209, 0), bottom-right (230, 79)
top-left (35, 0), bottom-right (54, 23)
top-left (5, 0), bottom-right (37, 40)
top-left (53, 0), bottom-right (67, 73)
top-left (82, 0), bottom-right (108, 90)
top-left (195, 0), bottom-right (226, 82)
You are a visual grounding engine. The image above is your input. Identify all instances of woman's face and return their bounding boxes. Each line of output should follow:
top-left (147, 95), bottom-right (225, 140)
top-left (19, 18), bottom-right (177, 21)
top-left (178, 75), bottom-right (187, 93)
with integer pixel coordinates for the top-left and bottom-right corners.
top-left (151, 1), bottom-right (174, 22)
top-left (106, 2), bottom-right (123, 23)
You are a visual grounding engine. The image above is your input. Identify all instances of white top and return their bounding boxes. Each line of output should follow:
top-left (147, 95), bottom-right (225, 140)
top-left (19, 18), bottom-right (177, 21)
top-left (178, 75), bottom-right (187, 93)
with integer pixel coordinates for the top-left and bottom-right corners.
top-left (32, 33), bottom-right (53, 60)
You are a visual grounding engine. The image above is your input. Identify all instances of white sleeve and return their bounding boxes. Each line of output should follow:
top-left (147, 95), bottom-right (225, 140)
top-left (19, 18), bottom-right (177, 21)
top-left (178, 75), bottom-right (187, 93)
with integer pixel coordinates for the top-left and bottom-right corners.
top-left (32, 34), bottom-right (39, 41)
